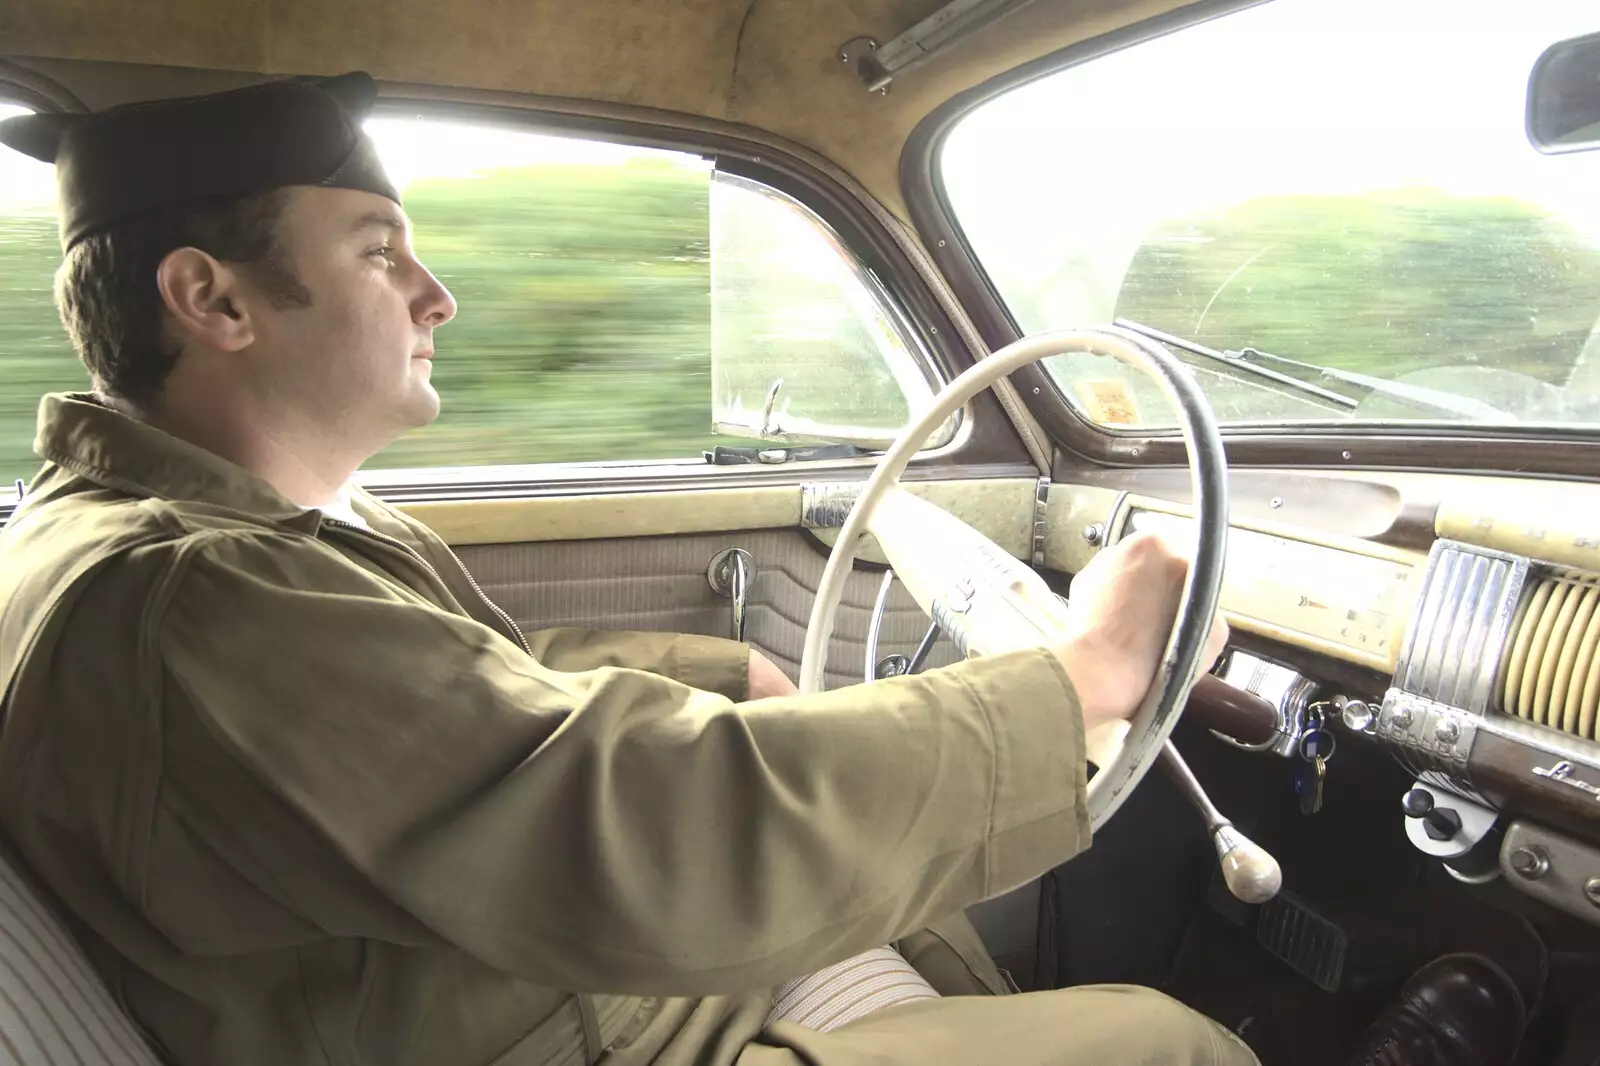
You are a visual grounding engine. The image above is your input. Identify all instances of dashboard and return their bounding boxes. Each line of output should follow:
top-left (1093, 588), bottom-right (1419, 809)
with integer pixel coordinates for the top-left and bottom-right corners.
top-left (1053, 472), bottom-right (1600, 931)
top-left (1121, 504), bottom-right (1417, 672)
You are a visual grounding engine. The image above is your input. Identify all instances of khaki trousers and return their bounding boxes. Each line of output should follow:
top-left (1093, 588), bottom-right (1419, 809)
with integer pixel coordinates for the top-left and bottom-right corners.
top-left (740, 986), bottom-right (1260, 1065)
top-left (737, 915), bottom-right (1258, 1065)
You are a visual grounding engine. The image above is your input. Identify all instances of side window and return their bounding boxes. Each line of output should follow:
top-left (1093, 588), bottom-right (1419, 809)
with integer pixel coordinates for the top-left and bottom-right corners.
top-left (367, 116), bottom-right (949, 470)
top-left (0, 103), bottom-right (90, 489)
top-left (365, 120), bottom-right (719, 469)
top-left (0, 109), bottom-right (946, 484)
top-left (710, 173), bottom-right (945, 447)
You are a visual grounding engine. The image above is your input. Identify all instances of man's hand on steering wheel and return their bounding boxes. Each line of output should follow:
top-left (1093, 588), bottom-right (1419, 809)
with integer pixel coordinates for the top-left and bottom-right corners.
top-left (1055, 530), bottom-right (1230, 732)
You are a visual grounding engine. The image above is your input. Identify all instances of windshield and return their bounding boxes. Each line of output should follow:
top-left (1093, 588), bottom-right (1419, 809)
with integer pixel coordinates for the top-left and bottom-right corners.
top-left (940, 0), bottom-right (1600, 431)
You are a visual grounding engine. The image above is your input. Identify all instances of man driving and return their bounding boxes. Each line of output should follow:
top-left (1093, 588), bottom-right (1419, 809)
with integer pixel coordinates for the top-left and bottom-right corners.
top-left (0, 73), bottom-right (1252, 1065)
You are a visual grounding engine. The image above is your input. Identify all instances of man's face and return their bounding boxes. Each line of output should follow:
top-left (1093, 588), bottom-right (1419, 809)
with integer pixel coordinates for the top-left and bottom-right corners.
top-left (243, 186), bottom-right (456, 448)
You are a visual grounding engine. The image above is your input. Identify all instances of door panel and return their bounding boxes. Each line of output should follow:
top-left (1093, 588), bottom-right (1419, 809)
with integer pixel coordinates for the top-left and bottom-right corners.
top-left (411, 476), bottom-right (1041, 688)
top-left (455, 527), bottom-right (961, 691)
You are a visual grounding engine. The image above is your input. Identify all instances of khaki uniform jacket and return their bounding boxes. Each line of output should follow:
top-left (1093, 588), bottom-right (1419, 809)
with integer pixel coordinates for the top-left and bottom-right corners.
top-left (0, 394), bottom-right (1092, 1066)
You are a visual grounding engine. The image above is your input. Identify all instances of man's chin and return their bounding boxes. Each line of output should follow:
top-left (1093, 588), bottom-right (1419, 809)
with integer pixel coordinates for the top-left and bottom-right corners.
top-left (407, 383), bottom-right (442, 428)
top-left (384, 382), bottom-right (442, 437)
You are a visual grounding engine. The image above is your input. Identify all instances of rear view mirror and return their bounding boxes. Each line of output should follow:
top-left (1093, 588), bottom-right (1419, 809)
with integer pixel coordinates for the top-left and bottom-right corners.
top-left (1527, 29), bottom-right (1600, 155)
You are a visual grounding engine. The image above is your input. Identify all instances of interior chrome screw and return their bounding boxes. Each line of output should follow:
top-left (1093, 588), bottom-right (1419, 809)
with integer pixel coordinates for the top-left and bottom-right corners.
top-left (1508, 846), bottom-right (1549, 881)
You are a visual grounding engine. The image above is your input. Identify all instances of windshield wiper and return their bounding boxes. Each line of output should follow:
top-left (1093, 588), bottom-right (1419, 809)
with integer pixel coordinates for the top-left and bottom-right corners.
top-left (1112, 320), bottom-right (1356, 411)
top-left (1112, 319), bottom-right (1509, 421)
top-left (1220, 343), bottom-right (1513, 420)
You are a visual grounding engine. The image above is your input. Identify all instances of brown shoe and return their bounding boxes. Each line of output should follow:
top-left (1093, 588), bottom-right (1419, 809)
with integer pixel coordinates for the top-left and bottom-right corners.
top-left (1346, 954), bottom-right (1527, 1066)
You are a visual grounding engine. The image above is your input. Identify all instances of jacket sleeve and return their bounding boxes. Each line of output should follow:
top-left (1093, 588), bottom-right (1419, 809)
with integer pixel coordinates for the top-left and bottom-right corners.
top-left (521, 627), bottom-right (751, 702)
top-left (154, 529), bottom-right (1092, 996)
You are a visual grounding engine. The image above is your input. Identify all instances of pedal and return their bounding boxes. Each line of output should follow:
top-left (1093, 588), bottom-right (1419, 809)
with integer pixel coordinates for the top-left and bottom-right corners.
top-left (1255, 891), bottom-right (1348, 993)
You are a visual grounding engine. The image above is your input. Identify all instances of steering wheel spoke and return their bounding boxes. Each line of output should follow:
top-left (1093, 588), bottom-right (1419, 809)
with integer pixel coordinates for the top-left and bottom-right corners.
top-left (866, 487), bottom-right (1072, 660)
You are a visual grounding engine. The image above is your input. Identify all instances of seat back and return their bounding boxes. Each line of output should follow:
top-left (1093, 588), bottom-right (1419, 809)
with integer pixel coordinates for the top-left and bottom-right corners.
top-left (0, 845), bottom-right (164, 1065)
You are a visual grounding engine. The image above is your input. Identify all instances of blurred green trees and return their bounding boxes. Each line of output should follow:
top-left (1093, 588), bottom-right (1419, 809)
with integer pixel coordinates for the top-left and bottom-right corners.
top-left (380, 160), bottom-right (722, 470)
top-left (0, 212), bottom-right (80, 487)
top-left (0, 160), bottom-right (723, 485)
top-left (5, 177), bottom-right (1599, 487)
top-left (1115, 190), bottom-right (1600, 386)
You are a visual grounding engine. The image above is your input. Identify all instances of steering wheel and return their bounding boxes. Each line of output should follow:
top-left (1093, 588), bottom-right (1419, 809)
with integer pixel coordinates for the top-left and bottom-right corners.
top-left (799, 326), bottom-right (1229, 830)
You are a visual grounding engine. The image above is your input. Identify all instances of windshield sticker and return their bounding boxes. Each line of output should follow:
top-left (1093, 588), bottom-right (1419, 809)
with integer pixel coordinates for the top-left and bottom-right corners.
top-left (1073, 379), bottom-right (1141, 426)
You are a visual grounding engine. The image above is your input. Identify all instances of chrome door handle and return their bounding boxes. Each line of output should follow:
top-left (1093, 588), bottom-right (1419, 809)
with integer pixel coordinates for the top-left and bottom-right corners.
top-left (707, 547), bottom-right (753, 642)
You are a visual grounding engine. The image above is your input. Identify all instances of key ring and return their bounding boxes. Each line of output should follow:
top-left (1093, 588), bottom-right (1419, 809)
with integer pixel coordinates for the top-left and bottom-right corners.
top-left (1299, 727), bottom-right (1337, 764)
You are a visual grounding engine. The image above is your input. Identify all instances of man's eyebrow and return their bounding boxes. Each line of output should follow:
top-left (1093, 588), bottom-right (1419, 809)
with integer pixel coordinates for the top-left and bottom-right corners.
top-left (348, 210), bottom-right (407, 237)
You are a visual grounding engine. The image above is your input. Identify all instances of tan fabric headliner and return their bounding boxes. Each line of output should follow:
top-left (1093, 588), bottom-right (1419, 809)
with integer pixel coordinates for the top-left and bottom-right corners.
top-left (0, 0), bottom-right (1196, 218)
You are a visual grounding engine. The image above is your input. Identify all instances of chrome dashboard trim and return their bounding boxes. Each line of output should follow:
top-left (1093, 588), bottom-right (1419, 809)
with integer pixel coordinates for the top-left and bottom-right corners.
top-left (1031, 476), bottom-right (1050, 568)
top-left (801, 482), bottom-right (862, 529)
top-left (1533, 761), bottom-right (1600, 802)
top-left (1393, 540), bottom-right (1529, 715)
top-left (1213, 650), bottom-right (1318, 758)
top-left (1378, 689), bottom-right (1481, 774)
top-left (1500, 821), bottom-right (1600, 928)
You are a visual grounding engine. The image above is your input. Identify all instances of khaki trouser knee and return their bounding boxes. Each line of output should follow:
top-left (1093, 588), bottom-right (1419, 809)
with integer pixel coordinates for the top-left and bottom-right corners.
top-left (740, 984), bottom-right (1260, 1066)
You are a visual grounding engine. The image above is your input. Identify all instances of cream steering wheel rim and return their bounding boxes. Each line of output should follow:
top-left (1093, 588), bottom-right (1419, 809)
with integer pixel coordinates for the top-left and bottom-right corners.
top-left (797, 326), bottom-right (1230, 829)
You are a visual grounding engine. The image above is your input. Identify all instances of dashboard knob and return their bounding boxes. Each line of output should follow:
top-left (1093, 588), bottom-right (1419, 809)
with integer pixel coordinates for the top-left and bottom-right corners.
top-left (1340, 699), bottom-right (1375, 732)
top-left (1402, 788), bottom-right (1434, 818)
top-left (1401, 788), bottom-right (1461, 841)
top-left (1508, 845), bottom-right (1550, 881)
top-left (1424, 807), bottom-right (1463, 841)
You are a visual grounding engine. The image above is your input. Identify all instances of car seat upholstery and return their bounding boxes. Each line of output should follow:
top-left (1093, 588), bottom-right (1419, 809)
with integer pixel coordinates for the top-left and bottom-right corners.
top-left (0, 842), bottom-right (163, 1065)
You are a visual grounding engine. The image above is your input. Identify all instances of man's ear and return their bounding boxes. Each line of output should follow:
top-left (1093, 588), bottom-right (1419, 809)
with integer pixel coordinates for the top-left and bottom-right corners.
top-left (153, 247), bottom-right (256, 353)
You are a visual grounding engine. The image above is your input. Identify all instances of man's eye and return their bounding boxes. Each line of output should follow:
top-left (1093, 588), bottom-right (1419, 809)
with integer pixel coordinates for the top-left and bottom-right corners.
top-left (368, 246), bottom-right (395, 262)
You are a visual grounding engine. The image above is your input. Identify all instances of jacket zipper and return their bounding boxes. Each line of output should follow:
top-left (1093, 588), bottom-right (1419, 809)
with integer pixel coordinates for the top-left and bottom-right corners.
top-left (319, 519), bottom-right (532, 655)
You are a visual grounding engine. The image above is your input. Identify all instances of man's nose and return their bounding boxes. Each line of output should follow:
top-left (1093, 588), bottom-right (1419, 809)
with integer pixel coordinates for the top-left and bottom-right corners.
top-left (413, 264), bottom-right (457, 327)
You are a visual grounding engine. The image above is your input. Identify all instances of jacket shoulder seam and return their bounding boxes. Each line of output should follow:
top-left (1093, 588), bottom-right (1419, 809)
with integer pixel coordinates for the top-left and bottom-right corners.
top-left (129, 528), bottom-right (242, 913)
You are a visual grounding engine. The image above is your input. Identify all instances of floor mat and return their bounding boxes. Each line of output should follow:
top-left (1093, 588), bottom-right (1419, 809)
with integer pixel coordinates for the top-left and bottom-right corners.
top-left (1163, 871), bottom-right (1554, 1066)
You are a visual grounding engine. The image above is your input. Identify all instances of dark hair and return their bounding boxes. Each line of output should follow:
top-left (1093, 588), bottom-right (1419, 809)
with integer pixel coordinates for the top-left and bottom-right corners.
top-left (53, 188), bottom-right (312, 407)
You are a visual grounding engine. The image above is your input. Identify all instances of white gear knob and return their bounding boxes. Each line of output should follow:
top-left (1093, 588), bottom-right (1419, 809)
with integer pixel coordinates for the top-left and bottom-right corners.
top-left (1212, 825), bottom-right (1284, 904)
top-left (1160, 739), bottom-right (1283, 904)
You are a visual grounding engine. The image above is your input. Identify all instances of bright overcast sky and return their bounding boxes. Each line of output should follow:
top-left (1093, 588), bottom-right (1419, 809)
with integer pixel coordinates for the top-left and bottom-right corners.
top-left (942, 0), bottom-right (1600, 323)
top-left (0, 108), bottom-right (696, 216)
top-left (0, 105), bottom-right (53, 213)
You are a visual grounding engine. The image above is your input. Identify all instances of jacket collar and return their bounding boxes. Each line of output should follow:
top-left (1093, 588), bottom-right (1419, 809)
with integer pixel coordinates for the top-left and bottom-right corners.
top-left (32, 392), bottom-right (326, 527)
